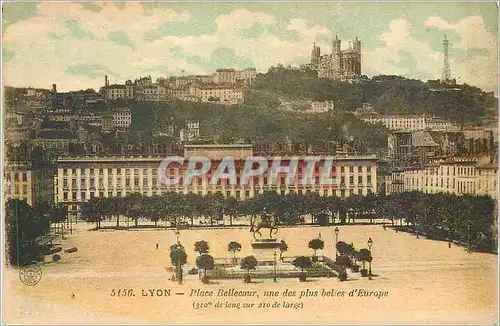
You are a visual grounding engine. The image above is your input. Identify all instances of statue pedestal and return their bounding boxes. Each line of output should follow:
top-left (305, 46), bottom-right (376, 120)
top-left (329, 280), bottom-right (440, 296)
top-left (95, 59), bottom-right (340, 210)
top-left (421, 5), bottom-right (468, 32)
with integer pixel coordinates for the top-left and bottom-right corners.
top-left (251, 239), bottom-right (281, 265)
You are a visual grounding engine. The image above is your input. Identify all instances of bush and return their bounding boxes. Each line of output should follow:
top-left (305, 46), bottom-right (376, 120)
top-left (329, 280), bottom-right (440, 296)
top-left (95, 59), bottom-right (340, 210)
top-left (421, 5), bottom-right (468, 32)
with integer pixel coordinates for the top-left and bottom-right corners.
top-left (244, 274), bottom-right (251, 283)
top-left (360, 269), bottom-right (368, 277)
top-left (201, 275), bottom-right (210, 284)
top-left (335, 255), bottom-right (351, 268)
top-left (299, 274), bottom-right (307, 282)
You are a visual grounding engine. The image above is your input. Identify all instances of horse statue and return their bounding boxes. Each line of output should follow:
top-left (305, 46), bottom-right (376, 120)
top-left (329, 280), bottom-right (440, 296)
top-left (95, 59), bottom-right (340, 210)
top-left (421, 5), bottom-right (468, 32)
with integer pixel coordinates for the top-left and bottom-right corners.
top-left (250, 211), bottom-right (279, 239)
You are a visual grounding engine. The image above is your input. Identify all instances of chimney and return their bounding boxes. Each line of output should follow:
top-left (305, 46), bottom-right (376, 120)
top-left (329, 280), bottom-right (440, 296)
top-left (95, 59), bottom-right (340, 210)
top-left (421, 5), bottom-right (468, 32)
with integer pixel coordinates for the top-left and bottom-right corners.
top-left (105, 75), bottom-right (109, 87)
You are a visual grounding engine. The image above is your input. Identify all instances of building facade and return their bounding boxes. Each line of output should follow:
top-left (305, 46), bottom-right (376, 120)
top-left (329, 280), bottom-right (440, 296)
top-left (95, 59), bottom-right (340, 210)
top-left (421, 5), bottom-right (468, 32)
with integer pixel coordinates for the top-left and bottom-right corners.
top-left (4, 162), bottom-right (34, 206)
top-left (180, 120), bottom-right (200, 142)
top-left (213, 68), bottom-right (257, 85)
top-left (362, 115), bottom-right (457, 131)
top-left (189, 85), bottom-right (244, 105)
top-left (111, 108), bottom-right (132, 130)
top-left (391, 157), bottom-right (498, 200)
top-left (309, 101), bottom-right (335, 114)
top-left (53, 146), bottom-right (379, 213)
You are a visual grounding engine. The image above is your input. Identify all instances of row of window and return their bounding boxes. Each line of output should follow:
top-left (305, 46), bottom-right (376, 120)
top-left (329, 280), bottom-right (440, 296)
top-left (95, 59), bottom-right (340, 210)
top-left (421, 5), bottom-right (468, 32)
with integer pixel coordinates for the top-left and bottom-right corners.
top-left (409, 166), bottom-right (477, 178)
top-left (59, 187), bottom-right (373, 202)
top-left (61, 166), bottom-right (374, 176)
top-left (406, 176), bottom-right (482, 193)
top-left (63, 177), bottom-right (157, 188)
top-left (62, 168), bottom-right (157, 175)
top-left (62, 175), bottom-right (372, 188)
top-left (5, 184), bottom-right (29, 195)
top-left (5, 172), bottom-right (29, 182)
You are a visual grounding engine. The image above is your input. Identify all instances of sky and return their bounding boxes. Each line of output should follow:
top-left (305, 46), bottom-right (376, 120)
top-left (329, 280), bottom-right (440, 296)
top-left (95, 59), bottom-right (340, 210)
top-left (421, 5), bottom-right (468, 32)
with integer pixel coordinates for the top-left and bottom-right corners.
top-left (2, 2), bottom-right (498, 92)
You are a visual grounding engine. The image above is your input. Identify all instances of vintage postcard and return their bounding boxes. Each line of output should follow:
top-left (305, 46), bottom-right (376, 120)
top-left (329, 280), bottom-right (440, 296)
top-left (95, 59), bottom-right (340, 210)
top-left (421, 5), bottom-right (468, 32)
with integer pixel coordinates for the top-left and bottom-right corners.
top-left (1, 1), bottom-right (499, 324)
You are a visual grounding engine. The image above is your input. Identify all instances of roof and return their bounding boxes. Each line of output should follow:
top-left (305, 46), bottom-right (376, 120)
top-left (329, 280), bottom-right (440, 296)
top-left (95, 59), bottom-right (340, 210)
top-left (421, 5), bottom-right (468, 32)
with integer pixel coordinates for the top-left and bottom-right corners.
top-left (412, 130), bottom-right (439, 147)
top-left (216, 68), bottom-right (236, 72)
top-left (107, 84), bottom-right (126, 89)
top-left (184, 144), bottom-right (253, 149)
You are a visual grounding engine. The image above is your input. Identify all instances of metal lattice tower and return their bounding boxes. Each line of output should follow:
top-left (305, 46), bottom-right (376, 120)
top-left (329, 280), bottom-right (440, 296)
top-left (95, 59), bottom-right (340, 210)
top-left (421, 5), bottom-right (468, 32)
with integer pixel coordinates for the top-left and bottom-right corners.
top-left (442, 35), bottom-right (452, 83)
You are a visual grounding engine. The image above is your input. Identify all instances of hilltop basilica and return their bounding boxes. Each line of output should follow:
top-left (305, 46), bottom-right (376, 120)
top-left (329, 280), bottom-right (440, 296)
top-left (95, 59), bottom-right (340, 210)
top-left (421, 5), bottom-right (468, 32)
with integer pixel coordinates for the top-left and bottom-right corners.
top-left (307, 35), bottom-right (362, 83)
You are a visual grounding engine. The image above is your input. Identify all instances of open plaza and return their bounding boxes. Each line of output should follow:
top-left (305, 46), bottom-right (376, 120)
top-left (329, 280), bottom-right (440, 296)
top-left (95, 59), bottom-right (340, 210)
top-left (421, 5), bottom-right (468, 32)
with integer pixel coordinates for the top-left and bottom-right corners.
top-left (4, 224), bottom-right (498, 324)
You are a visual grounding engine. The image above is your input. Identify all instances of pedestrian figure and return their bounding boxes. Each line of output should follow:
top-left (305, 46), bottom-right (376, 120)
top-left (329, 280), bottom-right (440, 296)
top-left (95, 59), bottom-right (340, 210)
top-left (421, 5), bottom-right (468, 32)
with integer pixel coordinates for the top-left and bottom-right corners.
top-left (448, 242), bottom-right (451, 248)
top-left (156, 243), bottom-right (159, 250)
top-left (71, 293), bottom-right (75, 299)
top-left (383, 225), bottom-right (386, 231)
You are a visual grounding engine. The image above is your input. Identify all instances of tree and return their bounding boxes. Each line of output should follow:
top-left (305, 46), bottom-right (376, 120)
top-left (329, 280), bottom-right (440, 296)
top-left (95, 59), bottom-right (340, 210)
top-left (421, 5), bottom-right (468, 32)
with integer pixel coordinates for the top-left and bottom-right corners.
top-left (343, 195), bottom-right (363, 223)
top-left (357, 248), bottom-right (372, 276)
top-left (204, 193), bottom-right (225, 226)
top-left (170, 244), bottom-right (188, 282)
top-left (143, 195), bottom-right (162, 227)
top-left (279, 240), bottom-right (288, 261)
top-left (308, 238), bottom-right (324, 260)
top-left (240, 256), bottom-right (258, 283)
top-left (315, 212), bottom-right (329, 226)
top-left (196, 254), bottom-right (215, 283)
top-left (194, 240), bottom-right (210, 256)
top-left (5, 199), bottom-right (49, 266)
top-left (292, 256), bottom-right (312, 282)
top-left (228, 241), bottom-right (242, 263)
top-left (124, 193), bottom-right (143, 227)
top-left (335, 241), bottom-right (352, 257)
top-left (52, 204), bottom-right (68, 224)
top-left (170, 244), bottom-right (188, 266)
top-left (80, 197), bottom-right (102, 229)
top-left (224, 197), bottom-right (240, 226)
top-left (326, 196), bottom-right (342, 224)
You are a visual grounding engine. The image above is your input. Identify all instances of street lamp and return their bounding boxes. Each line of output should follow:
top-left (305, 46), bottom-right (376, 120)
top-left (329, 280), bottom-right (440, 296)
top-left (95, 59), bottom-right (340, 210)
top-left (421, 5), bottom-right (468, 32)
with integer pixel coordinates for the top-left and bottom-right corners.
top-left (173, 228), bottom-right (182, 284)
top-left (334, 227), bottom-right (339, 258)
top-left (467, 224), bottom-right (471, 253)
top-left (174, 228), bottom-right (180, 245)
top-left (415, 215), bottom-right (419, 239)
top-left (367, 237), bottom-right (373, 276)
top-left (273, 250), bottom-right (277, 283)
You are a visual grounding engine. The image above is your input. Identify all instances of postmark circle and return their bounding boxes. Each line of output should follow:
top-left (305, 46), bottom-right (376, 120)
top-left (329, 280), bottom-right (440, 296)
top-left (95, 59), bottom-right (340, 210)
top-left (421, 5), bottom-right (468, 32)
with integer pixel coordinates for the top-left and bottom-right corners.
top-left (19, 265), bottom-right (42, 286)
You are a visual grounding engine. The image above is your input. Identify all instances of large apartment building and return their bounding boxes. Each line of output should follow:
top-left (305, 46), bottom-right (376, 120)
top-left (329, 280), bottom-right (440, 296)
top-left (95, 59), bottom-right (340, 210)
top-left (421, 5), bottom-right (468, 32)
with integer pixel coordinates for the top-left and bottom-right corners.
top-left (4, 162), bottom-right (34, 206)
top-left (390, 157), bottom-right (498, 200)
top-left (103, 76), bottom-right (167, 102)
top-left (363, 115), bottom-right (457, 131)
top-left (213, 68), bottom-right (257, 85)
top-left (53, 145), bottom-right (378, 214)
top-left (189, 85), bottom-right (244, 105)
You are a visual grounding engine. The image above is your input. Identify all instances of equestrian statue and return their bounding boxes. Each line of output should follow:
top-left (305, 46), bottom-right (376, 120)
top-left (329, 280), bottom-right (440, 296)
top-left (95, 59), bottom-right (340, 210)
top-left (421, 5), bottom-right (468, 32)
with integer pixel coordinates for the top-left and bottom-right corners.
top-left (250, 208), bottom-right (279, 239)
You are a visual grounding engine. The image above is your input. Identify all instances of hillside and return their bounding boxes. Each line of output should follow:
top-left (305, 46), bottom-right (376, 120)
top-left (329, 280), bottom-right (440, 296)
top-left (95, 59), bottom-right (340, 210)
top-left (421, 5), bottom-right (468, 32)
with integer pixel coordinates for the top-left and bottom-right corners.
top-left (129, 99), bottom-right (388, 154)
top-left (252, 69), bottom-right (498, 123)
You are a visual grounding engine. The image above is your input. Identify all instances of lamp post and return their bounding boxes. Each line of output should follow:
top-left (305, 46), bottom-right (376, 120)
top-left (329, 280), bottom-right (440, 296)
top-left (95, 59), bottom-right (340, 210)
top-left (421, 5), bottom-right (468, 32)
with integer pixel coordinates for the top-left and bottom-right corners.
top-left (273, 250), bottom-right (277, 283)
top-left (367, 237), bottom-right (373, 276)
top-left (467, 224), bottom-right (471, 253)
top-left (173, 228), bottom-right (182, 284)
top-left (334, 227), bottom-right (339, 258)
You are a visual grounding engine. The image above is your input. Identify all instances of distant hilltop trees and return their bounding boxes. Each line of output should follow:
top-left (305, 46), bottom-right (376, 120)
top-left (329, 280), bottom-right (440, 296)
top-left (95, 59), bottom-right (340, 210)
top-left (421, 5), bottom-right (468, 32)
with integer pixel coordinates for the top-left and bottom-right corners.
top-left (253, 71), bottom-right (497, 123)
